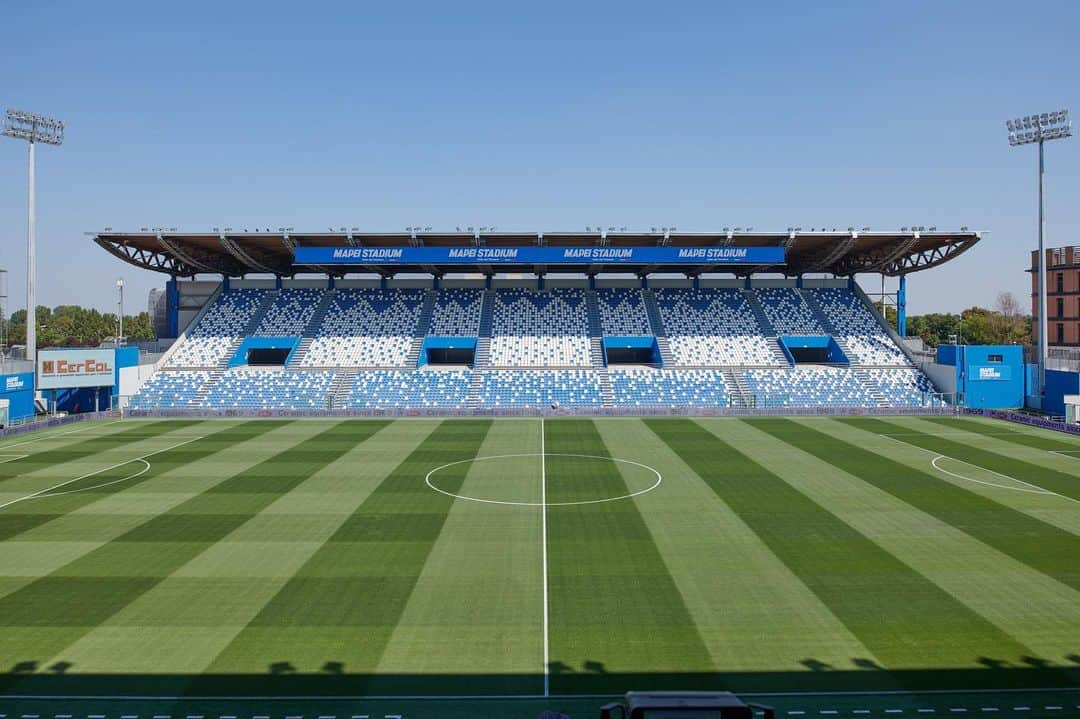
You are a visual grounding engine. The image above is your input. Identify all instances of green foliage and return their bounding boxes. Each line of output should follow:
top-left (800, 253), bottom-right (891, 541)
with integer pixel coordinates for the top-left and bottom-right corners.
top-left (5, 304), bottom-right (156, 347)
top-left (906, 291), bottom-right (1030, 348)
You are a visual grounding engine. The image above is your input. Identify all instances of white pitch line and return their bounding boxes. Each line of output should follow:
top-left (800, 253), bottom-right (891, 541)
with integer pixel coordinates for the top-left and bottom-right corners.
top-left (0, 419), bottom-right (124, 451)
top-left (0, 436), bottom-right (203, 511)
top-left (540, 415), bottom-right (550, 699)
top-left (879, 433), bottom-right (1080, 504)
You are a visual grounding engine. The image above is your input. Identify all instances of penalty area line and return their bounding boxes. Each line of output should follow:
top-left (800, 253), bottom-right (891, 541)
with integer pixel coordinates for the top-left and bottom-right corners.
top-left (878, 433), bottom-right (1080, 505)
top-left (0, 436), bottom-right (203, 511)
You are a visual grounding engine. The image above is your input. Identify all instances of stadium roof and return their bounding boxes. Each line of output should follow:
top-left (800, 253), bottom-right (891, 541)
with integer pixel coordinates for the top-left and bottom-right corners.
top-left (90, 228), bottom-right (982, 278)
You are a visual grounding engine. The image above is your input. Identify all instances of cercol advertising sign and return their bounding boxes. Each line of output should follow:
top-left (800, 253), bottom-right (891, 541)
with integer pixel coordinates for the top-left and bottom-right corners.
top-left (37, 349), bottom-right (115, 389)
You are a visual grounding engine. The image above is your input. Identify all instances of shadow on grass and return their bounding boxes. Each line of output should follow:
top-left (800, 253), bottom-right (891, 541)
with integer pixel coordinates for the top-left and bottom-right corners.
top-left (0, 661), bottom-right (1078, 697)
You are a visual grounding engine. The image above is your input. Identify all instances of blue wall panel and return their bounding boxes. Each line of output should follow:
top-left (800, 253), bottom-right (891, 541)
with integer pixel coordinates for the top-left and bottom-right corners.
top-left (0, 372), bottom-right (35, 423)
top-left (1044, 369), bottom-right (1080, 417)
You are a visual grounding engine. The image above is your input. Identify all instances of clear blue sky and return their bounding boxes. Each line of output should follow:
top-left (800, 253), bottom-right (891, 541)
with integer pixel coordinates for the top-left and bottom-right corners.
top-left (1, 0), bottom-right (1077, 316)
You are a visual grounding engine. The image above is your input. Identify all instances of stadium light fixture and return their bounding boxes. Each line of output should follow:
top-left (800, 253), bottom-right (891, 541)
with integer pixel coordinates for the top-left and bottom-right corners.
top-left (115, 278), bottom-right (125, 346)
top-left (2, 109), bottom-right (65, 365)
top-left (1006, 109), bottom-right (1072, 398)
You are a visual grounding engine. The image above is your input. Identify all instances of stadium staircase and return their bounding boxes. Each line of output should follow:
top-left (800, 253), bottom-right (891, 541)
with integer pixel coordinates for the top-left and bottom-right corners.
top-left (285, 287), bottom-right (336, 368)
top-left (466, 372), bottom-right (483, 408)
top-left (597, 367), bottom-right (614, 407)
top-left (743, 289), bottom-right (775, 333)
top-left (853, 368), bottom-right (889, 407)
top-left (286, 289), bottom-right (336, 367)
top-left (799, 289), bottom-right (839, 334)
top-left (765, 337), bottom-right (790, 366)
top-left (404, 290), bottom-right (437, 368)
top-left (723, 368), bottom-right (754, 408)
top-left (328, 370), bottom-right (356, 409)
top-left (189, 370), bottom-right (224, 407)
top-left (473, 290), bottom-right (494, 368)
top-left (641, 290), bottom-right (675, 367)
top-left (585, 291), bottom-right (606, 367)
top-left (744, 290), bottom-right (790, 366)
top-left (287, 338), bottom-right (314, 368)
top-left (247, 290), bottom-right (279, 333)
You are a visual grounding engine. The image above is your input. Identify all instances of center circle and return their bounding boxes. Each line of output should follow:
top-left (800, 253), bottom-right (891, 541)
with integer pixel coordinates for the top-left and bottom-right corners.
top-left (424, 453), bottom-right (662, 507)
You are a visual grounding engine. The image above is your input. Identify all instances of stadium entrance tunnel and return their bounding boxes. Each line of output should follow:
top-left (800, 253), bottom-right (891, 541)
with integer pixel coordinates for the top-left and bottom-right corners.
top-left (425, 453), bottom-right (662, 506)
top-left (228, 337), bottom-right (302, 368)
top-left (418, 336), bottom-right (477, 367)
top-left (603, 336), bottom-right (662, 366)
top-left (778, 335), bottom-right (850, 365)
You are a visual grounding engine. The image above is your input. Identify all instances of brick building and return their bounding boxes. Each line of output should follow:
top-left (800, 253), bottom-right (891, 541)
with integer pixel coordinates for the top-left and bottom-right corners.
top-left (1031, 246), bottom-right (1080, 346)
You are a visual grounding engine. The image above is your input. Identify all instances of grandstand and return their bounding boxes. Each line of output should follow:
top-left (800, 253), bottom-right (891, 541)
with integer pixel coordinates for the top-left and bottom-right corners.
top-left (92, 227), bottom-right (980, 414)
top-left (125, 280), bottom-right (943, 413)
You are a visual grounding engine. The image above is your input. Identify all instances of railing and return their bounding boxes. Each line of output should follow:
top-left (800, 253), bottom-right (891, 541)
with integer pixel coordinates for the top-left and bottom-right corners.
top-left (0, 410), bottom-right (121, 438)
top-left (120, 403), bottom-right (955, 419)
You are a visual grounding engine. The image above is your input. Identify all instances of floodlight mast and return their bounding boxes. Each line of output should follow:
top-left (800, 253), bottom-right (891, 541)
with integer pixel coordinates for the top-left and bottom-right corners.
top-left (2, 109), bottom-right (65, 366)
top-left (1007, 110), bottom-right (1071, 399)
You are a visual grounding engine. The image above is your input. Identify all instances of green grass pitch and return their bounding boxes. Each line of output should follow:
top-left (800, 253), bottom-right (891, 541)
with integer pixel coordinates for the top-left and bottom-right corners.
top-left (0, 415), bottom-right (1078, 718)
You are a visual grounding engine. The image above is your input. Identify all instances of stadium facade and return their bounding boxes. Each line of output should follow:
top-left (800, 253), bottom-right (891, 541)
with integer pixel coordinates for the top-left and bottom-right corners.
top-left (90, 228), bottom-right (987, 415)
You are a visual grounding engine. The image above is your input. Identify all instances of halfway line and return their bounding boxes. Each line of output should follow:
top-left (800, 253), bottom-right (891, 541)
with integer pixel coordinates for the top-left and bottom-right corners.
top-left (540, 415), bottom-right (550, 698)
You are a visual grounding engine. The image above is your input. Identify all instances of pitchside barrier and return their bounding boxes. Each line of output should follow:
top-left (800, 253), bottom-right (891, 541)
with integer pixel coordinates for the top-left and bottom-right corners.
top-left (121, 404), bottom-right (958, 419)
top-left (965, 407), bottom-right (1080, 435)
top-left (0, 410), bottom-right (120, 439)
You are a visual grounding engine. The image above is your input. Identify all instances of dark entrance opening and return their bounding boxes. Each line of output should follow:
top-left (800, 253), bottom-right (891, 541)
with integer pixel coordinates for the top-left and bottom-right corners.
top-left (426, 347), bottom-right (475, 365)
top-left (247, 348), bottom-right (290, 366)
top-left (606, 346), bottom-right (656, 364)
top-left (788, 346), bottom-right (829, 363)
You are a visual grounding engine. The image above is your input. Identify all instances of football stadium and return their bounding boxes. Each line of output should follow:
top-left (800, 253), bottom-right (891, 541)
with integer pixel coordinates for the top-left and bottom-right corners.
top-left (0, 225), bottom-right (1078, 719)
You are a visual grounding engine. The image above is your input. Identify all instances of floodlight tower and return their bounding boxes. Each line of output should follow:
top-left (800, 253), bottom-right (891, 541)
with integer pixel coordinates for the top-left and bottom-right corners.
top-left (2, 109), bottom-right (66, 364)
top-left (1007, 110), bottom-right (1071, 397)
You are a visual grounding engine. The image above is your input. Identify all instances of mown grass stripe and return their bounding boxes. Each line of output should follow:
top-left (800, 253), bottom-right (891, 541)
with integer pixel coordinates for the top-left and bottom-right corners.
top-left (0, 420), bottom-right (390, 674)
top-left (0, 421), bottom-right (283, 543)
top-left (923, 416), bottom-right (1080, 453)
top-left (201, 419), bottom-right (493, 692)
top-left (758, 418), bottom-right (1080, 594)
top-left (857, 417), bottom-right (1080, 502)
top-left (0, 420), bottom-right (200, 482)
top-left (545, 419), bottom-right (712, 692)
top-left (646, 418), bottom-right (1037, 672)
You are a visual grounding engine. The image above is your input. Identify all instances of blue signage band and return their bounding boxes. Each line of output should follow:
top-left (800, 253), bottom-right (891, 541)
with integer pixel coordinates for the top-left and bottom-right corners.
top-left (293, 246), bottom-right (785, 266)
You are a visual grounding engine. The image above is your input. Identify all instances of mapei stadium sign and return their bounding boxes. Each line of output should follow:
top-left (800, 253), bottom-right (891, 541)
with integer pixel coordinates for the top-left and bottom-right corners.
top-left (294, 246), bottom-right (785, 266)
top-left (37, 349), bottom-right (115, 390)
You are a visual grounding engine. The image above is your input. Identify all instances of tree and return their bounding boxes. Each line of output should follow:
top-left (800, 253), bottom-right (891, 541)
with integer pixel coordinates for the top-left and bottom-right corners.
top-left (5, 304), bottom-right (156, 348)
top-left (904, 293), bottom-right (1032, 349)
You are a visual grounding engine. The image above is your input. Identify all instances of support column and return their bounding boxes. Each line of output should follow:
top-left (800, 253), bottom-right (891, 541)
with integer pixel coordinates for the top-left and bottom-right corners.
top-left (383, 276), bottom-right (391, 290)
top-left (692, 276), bottom-right (700, 290)
top-left (327, 276), bottom-right (336, 290)
top-left (744, 277), bottom-right (752, 289)
top-left (274, 276), bottom-right (283, 290)
top-left (537, 274), bottom-right (545, 290)
top-left (897, 275), bottom-right (907, 337)
top-left (222, 276), bottom-right (230, 291)
top-left (588, 275), bottom-right (596, 290)
top-left (796, 275), bottom-right (804, 289)
top-left (485, 274), bottom-right (493, 290)
top-left (640, 276), bottom-right (649, 289)
top-left (165, 277), bottom-right (180, 338)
